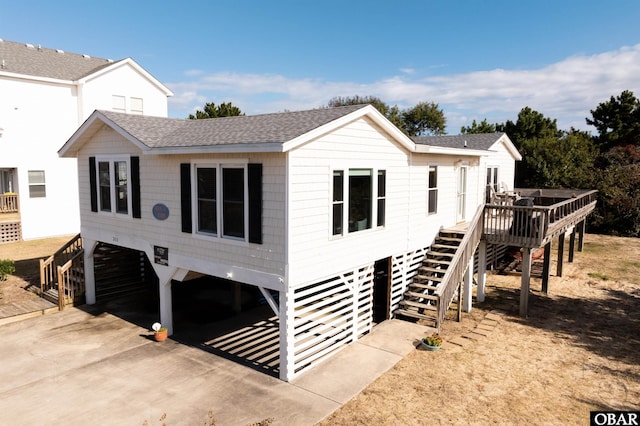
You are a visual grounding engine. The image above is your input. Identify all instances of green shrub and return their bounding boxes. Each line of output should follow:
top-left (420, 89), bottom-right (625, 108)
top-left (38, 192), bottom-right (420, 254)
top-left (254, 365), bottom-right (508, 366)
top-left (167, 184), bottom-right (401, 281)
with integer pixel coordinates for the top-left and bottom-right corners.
top-left (0, 259), bottom-right (15, 281)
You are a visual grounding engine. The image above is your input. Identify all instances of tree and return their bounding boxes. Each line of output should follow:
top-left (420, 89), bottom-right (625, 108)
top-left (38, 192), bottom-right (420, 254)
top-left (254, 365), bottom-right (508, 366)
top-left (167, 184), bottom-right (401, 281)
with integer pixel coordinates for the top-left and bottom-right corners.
top-left (586, 90), bottom-right (640, 151)
top-left (401, 102), bottom-right (446, 136)
top-left (327, 96), bottom-right (446, 136)
top-left (327, 95), bottom-right (404, 130)
top-left (188, 102), bottom-right (244, 119)
top-left (460, 119), bottom-right (497, 134)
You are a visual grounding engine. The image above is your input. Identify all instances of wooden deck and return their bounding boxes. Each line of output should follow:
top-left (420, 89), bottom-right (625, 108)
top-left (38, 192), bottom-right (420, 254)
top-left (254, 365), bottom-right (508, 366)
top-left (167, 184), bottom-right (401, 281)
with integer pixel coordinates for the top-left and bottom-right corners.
top-left (0, 299), bottom-right (58, 326)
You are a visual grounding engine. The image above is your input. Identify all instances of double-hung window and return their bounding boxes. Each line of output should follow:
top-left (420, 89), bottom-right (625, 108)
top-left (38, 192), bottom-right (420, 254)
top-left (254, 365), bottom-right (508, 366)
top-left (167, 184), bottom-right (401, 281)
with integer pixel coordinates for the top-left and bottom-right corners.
top-left (332, 168), bottom-right (385, 236)
top-left (428, 165), bottom-right (438, 214)
top-left (194, 164), bottom-right (246, 240)
top-left (96, 157), bottom-right (130, 215)
top-left (27, 170), bottom-right (46, 198)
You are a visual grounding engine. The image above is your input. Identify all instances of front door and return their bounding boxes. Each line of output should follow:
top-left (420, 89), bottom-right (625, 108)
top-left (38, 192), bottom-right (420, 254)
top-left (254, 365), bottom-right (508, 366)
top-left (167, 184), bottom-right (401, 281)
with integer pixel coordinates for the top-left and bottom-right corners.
top-left (457, 166), bottom-right (467, 223)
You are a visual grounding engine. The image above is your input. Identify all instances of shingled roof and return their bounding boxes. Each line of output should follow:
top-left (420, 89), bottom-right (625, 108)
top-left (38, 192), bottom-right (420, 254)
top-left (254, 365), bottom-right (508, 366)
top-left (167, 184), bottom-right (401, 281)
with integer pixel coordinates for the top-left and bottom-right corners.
top-left (98, 105), bottom-right (368, 148)
top-left (0, 38), bottom-right (121, 80)
top-left (412, 132), bottom-right (507, 151)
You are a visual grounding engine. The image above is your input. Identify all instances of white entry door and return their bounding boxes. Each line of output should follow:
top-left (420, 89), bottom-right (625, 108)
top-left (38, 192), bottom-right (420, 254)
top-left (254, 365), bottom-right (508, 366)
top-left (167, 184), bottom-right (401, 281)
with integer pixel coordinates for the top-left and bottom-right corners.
top-left (456, 166), bottom-right (468, 223)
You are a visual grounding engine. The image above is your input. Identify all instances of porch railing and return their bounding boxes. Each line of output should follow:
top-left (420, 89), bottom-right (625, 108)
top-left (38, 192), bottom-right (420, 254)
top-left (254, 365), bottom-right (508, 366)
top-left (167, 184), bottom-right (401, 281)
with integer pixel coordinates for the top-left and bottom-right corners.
top-left (434, 203), bottom-right (485, 328)
top-left (40, 233), bottom-right (85, 309)
top-left (0, 193), bottom-right (19, 213)
top-left (483, 190), bottom-right (597, 248)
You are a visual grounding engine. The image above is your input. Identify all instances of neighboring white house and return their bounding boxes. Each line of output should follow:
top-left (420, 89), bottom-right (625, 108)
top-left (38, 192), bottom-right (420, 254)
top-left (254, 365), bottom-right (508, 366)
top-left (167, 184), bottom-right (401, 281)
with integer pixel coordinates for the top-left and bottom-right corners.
top-left (59, 104), bottom-right (521, 381)
top-left (0, 39), bottom-right (172, 241)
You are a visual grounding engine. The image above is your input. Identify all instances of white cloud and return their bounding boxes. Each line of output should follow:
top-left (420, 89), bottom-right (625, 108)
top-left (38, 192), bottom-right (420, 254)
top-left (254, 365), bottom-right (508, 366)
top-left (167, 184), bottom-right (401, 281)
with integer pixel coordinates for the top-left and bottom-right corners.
top-left (167, 44), bottom-right (640, 134)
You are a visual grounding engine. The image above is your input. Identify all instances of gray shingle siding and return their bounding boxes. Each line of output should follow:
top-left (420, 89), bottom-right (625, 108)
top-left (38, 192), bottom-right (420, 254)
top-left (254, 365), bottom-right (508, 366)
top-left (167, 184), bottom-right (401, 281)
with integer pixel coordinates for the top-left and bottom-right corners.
top-left (100, 104), bottom-right (367, 148)
top-left (412, 132), bottom-right (506, 151)
top-left (0, 39), bottom-right (120, 80)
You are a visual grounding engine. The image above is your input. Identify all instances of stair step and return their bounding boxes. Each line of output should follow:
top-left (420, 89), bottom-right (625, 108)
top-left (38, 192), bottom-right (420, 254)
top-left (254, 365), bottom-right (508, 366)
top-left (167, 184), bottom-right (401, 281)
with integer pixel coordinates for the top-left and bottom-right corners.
top-left (427, 251), bottom-right (455, 258)
top-left (418, 266), bottom-right (446, 274)
top-left (435, 236), bottom-right (463, 243)
top-left (404, 291), bottom-right (439, 301)
top-left (409, 282), bottom-right (440, 291)
top-left (431, 244), bottom-right (457, 251)
top-left (394, 308), bottom-right (438, 322)
top-left (414, 274), bottom-right (443, 282)
top-left (423, 258), bottom-right (452, 266)
top-left (400, 298), bottom-right (438, 309)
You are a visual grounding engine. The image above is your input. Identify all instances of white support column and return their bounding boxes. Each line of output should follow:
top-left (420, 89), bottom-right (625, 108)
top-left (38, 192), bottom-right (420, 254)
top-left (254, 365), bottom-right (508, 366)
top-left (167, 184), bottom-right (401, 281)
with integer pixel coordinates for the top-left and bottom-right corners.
top-left (83, 238), bottom-right (97, 305)
top-left (279, 288), bottom-right (296, 382)
top-left (520, 247), bottom-right (533, 317)
top-left (151, 265), bottom-right (178, 336)
top-left (462, 257), bottom-right (474, 313)
top-left (476, 240), bottom-right (487, 303)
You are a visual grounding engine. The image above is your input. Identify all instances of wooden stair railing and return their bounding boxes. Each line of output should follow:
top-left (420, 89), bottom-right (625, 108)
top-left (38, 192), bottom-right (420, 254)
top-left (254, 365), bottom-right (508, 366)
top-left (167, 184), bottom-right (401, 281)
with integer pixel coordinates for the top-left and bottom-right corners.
top-left (434, 204), bottom-right (485, 329)
top-left (39, 233), bottom-right (85, 310)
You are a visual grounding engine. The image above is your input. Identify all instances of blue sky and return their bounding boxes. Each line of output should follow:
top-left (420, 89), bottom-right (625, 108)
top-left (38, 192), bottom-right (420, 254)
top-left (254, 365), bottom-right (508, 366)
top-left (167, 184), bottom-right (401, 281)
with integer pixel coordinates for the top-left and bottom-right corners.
top-left (2, 1), bottom-right (639, 133)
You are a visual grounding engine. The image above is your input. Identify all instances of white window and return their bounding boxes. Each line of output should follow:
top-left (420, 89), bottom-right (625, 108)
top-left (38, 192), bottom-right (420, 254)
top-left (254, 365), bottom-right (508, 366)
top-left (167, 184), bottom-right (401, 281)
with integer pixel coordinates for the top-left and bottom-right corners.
top-left (194, 164), bottom-right (246, 241)
top-left (112, 95), bottom-right (126, 113)
top-left (428, 166), bottom-right (438, 214)
top-left (130, 97), bottom-right (143, 115)
top-left (332, 168), bottom-right (385, 236)
top-left (28, 170), bottom-right (46, 198)
top-left (96, 157), bottom-right (130, 215)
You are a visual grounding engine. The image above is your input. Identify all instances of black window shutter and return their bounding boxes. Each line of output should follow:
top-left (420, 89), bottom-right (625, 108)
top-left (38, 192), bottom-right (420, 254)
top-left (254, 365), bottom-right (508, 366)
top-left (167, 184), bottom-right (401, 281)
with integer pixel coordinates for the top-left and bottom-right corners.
top-left (89, 157), bottom-right (98, 212)
top-left (131, 156), bottom-right (141, 218)
top-left (180, 163), bottom-right (192, 233)
top-left (248, 163), bottom-right (263, 244)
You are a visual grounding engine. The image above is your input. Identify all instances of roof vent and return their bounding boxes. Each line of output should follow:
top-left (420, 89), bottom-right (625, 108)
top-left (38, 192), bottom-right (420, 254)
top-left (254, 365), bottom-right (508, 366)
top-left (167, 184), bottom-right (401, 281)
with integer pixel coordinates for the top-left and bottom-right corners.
top-left (83, 54), bottom-right (91, 59)
top-left (38, 44), bottom-right (42, 51)
top-left (56, 49), bottom-right (64, 54)
top-left (25, 43), bottom-right (34, 49)
top-left (464, 140), bottom-right (467, 148)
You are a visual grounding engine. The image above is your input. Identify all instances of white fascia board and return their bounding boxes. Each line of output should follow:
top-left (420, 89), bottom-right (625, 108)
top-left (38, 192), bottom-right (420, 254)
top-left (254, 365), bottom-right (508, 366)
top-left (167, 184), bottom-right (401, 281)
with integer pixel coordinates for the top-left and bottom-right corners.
top-left (413, 144), bottom-right (489, 157)
top-left (497, 133), bottom-right (523, 161)
top-left (281, 105), bottom-right (415, 152)
top-left (77, 58), bottom-right (174, 97)
top-left (0, 70), bottom-right (74, 86)
top-left (144, 142), bottom-right (285, 155)
top-left (58, 111), bottom-right (151, 157)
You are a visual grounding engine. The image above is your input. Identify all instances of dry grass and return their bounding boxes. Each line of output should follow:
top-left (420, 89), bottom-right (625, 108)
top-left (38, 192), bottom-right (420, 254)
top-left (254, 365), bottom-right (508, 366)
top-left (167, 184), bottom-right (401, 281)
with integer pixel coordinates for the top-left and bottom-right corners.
top-left (320, 234), bottom-right (640, 425)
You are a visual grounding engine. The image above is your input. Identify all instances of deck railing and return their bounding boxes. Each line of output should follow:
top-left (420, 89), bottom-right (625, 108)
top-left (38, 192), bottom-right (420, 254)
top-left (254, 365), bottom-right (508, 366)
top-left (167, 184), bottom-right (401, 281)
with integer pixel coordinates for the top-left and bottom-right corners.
top-left (0, 193), bottom-right (19, 213)
top-left (40, 233), bottom-right (85, 309)
top-left (434, 203), bottom-right (485, 328)
top-left (483, 190), bottom-right (597, 248)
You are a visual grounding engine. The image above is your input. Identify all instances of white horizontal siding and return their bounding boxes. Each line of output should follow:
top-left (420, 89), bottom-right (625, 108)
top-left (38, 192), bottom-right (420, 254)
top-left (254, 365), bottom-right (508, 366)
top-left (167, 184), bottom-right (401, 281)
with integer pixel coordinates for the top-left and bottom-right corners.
top-left (287, 117), bottom-right (411, 286)
top-left (77, 127), bottom-right (287, 286)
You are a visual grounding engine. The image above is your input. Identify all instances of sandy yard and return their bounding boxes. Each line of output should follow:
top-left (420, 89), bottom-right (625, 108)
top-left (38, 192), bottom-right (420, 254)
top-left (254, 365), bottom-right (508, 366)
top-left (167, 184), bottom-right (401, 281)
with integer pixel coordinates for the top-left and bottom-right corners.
top-left (1, 234), bottom-right (638, 425)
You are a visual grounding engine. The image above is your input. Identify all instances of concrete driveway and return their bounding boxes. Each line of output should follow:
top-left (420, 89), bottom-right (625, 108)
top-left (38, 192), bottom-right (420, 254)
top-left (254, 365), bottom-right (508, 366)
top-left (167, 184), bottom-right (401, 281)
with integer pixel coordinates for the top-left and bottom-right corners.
top-left (0, 304), bottom-right (429, 425)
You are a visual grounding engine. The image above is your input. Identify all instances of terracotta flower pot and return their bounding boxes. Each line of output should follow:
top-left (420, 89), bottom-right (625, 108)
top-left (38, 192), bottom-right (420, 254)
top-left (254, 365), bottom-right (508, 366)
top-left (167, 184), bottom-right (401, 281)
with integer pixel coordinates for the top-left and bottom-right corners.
top-left (154, 329), bottom-right (168, 342)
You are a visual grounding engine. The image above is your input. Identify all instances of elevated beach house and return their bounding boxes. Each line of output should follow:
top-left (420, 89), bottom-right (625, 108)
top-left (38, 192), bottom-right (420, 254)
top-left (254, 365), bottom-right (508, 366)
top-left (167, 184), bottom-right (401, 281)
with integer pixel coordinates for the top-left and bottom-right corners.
top-left (0, 39), bottom-right (172, 241)
top-left (57, 104), bottom-right (530, 380)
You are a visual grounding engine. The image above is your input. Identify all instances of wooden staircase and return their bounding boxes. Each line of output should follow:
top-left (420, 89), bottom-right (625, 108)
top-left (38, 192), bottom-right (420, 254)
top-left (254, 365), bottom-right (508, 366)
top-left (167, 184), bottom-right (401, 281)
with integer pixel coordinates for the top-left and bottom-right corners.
top-left (395, 229), bottom-right (465, 327)
top-left (40, 234), bottom-right (85, 310)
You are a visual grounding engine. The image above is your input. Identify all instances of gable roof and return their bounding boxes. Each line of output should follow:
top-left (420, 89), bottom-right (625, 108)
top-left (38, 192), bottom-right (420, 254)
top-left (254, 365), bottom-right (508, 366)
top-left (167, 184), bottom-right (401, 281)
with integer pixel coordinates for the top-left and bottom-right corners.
top-left (61, 104), bottom-right (411, 156)
top-left (413, 132), bottom-right (522, 160)
top-left (0, 39), bottom-right (119, 80)
top-left (0, 39), bottom-right (172, 95)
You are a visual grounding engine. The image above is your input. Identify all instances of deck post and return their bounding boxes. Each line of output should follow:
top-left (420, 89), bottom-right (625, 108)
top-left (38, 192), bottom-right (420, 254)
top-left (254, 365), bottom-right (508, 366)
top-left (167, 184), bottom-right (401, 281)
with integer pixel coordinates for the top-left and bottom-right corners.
top-left (520, 247), bottom-right (532, 317)
top-left (578, 220), bottom-right (586, 252)
top-left (568, 227), bottom-right (576, 263)
top-left (462, 257), bottom-right (474, 312)
top-left (557, 233), bottom-right (565, 277)
top-left (83, 238), bottom-right (97, 305)
top-left (476, 240), bottom-right (487, 303)
top-left (279, 287), bottom-right (295, 382)
top-left (541, 241), bottom-right (551, 294)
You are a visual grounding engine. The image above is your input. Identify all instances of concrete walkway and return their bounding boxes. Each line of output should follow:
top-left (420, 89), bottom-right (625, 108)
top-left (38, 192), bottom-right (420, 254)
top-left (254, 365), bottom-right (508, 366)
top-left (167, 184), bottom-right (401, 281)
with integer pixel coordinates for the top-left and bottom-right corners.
top-left (0, 306), bottom-right (430, 425)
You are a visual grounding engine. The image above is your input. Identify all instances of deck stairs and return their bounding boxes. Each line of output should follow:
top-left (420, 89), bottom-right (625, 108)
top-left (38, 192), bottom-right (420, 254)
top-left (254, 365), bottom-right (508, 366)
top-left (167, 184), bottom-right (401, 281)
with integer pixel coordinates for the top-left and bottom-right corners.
top-left (394, 228), bottom-right (465, 327)
top-left (39, 234), bottom-right (85, 310)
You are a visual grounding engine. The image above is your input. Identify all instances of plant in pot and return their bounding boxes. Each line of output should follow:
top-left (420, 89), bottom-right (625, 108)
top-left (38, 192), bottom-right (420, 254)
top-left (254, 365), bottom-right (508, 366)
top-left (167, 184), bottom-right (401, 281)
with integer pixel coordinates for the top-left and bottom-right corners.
top-left (152, 322), bottom-right (168, 342)
top-left (421, 332), bottom-right (443, 351)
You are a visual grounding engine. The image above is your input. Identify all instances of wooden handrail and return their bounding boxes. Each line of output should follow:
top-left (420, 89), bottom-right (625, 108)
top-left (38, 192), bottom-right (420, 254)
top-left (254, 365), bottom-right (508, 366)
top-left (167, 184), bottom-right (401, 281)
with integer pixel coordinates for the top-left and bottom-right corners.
top-left (0, 193), bottom-right (19, 213)
top-left (434, 204), bottom-right (485, 328)
top-left (56, 249), bottom-right (85, 310)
